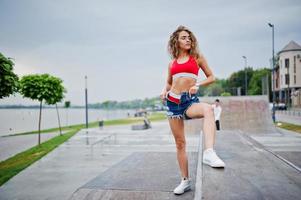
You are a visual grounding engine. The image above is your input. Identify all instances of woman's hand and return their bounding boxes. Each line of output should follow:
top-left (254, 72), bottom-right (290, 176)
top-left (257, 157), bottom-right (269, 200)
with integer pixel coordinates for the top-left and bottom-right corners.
top-left (189, 85), bottom-right (199, 96)
top-left (160, 91), bottom-right (167, 102)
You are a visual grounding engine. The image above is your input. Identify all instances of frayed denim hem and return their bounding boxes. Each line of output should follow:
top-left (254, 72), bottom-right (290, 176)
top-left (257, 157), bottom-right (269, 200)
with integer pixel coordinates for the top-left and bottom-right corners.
top-left (166, 114), bottom-right (184, 119)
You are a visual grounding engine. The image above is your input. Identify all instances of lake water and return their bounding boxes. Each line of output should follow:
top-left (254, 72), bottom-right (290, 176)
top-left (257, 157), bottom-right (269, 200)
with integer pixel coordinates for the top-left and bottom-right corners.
top-left (0, 108), bottom-right (135, 136)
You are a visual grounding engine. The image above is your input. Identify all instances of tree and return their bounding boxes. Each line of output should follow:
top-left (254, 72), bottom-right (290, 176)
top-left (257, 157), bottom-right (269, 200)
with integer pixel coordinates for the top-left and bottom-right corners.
top-left (248, 68), bottom-right (271, 95)
top-left (221, 92), bottom-right (231, 96)
top-left (196, 83), bottom-right (207, 96)
top-left (228, 67), bottom-right (254, 95)
top-left (205, 83), bottom-right (224, 96)
top-left (19, 74), bottom-right (66, 145)
top-left (205, 78), bottom-right (227, 96)
top-left (0, 53), bottom-right (19, 98)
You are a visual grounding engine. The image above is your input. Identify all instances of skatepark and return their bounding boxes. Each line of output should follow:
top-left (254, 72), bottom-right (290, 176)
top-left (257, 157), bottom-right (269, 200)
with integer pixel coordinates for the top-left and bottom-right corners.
top-left (0, 95), bottom-right (300, 200)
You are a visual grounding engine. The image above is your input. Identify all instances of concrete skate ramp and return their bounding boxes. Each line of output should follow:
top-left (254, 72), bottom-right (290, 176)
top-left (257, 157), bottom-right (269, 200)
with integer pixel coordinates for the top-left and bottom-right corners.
top-left (69, 152), bottom-right (197, 200)
top-left (199, 95), bottom-right (275, 134)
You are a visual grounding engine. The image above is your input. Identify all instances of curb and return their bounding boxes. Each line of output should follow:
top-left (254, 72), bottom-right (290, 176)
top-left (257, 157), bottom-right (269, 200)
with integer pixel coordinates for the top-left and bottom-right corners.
top-left (194, 131), bottom-right (203, 200)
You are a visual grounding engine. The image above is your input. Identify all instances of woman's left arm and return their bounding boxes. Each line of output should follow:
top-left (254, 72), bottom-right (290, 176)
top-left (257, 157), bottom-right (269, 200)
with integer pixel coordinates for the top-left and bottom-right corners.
top-left (195, 54), bottom-right (215, 87)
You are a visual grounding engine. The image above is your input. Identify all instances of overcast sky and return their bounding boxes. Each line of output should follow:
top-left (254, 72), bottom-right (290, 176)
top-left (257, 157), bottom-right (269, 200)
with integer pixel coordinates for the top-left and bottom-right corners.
top-left (1, 0), bottom-right (300, 105)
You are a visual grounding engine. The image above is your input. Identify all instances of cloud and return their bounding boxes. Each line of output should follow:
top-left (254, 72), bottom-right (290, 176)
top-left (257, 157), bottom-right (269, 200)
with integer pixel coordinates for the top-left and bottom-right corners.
top-left (0, 0), bottom-right (300, 105)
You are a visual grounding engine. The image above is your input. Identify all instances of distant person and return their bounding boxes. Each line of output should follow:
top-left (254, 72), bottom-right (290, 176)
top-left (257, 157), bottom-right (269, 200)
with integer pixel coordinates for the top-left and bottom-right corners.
top-left (160, 26), bottom-right (225, 195)
top-left (272, 102), bottom-right (276, 123)
top-left (212, 99), bottom-right (222, 131)
top-left (143, 115), bottom-right (151, 129)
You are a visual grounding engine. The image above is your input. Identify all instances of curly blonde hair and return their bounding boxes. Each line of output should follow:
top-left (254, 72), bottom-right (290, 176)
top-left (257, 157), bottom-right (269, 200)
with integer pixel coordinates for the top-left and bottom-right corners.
top-left (167, 25), bottom-right (201, 59)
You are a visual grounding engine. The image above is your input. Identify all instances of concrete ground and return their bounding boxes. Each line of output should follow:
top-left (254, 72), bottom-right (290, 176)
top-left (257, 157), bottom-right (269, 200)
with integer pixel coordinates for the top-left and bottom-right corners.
top-left (275, 111), bottom-right (301, 125)
top-left (250, 127), bottom-right (301, 170)
top-left (1, 95), bottom-right (301, 200)
top-left (203, 130), bottom-right (301, 200)
top-left (71, 152), bottom-right (198, 200)
top-left (0, 121), bottom-right (200, 200)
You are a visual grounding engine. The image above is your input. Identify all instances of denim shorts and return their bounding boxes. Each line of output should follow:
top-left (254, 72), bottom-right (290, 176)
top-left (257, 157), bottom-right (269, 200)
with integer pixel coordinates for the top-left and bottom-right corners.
top-left (165, 91), bottom-right (199, 120)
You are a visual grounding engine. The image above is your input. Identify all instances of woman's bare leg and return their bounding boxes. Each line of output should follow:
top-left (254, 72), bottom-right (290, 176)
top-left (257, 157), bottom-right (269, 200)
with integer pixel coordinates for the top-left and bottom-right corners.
top-left (168, 118), bottom-right (189, 178)
top-left (185, 102), bottom-right (216, 149)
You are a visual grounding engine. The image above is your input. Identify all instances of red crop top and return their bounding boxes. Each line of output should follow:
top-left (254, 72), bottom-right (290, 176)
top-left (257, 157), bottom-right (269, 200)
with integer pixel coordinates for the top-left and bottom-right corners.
top-left (170, 55), bottom-right (199, 80)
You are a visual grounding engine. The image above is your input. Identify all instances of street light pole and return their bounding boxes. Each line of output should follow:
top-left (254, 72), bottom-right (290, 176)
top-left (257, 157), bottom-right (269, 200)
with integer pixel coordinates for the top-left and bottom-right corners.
top-left (85, 76), bottom-right (88, 129)
top-left (242, 56), bottom-right (248, 95)
top-left (287, 63), bottom-right (290, 108)
top-left (268, 22), bottom-right (276, 122)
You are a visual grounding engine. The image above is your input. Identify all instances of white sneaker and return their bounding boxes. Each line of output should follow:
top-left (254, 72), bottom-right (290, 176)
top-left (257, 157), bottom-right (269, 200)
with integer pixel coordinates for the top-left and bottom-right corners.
top-left (203, 148), bottom-right (225, 168)
top-left (173, 177), bottom-right (191, 195)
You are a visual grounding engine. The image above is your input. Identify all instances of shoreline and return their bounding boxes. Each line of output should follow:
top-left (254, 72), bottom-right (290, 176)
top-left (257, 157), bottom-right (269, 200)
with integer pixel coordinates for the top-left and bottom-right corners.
top-left (2, 111), bottom-right (166, 137)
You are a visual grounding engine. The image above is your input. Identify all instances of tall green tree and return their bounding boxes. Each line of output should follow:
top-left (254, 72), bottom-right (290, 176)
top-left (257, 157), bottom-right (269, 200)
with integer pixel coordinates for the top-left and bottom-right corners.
top-left (204, 82), bottom-right (224, 96)
top-left (248, 68), bottom-right (271, 95)
top-left (19, 74), bottom-right (66, 145)
top-left (197, 78), bottom-right (227, 96)
top-left (0, 53), bottom-right (19, 98)
top-left (228, 67), bottom-right (254, 95)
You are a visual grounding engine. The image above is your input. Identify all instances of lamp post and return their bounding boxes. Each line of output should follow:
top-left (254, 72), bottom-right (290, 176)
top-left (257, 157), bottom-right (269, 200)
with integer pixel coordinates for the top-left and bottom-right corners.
top-left (85, 76), bottom-right (89, 129)
top-left (242, 56), bottom-right (248, 95)
top-left (287, 63), bottom-right (290, 108)
top-left (268, 22), bottom-right (276, 122)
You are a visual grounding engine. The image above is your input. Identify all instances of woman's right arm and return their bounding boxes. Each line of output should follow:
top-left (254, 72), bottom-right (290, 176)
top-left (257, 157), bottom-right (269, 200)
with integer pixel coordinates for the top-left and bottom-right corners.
top-left (160, 61), bottom-right (173, 100)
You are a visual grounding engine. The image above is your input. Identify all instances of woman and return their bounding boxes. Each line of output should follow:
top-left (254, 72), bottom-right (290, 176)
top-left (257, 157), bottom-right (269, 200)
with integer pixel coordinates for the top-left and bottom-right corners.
top-left (160, 26), bottom-right (225, 195)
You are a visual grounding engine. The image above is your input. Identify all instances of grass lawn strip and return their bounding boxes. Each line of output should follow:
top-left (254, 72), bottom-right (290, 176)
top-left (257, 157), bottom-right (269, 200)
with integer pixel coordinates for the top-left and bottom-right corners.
top-left (276, 121), bottom-right (301, 134)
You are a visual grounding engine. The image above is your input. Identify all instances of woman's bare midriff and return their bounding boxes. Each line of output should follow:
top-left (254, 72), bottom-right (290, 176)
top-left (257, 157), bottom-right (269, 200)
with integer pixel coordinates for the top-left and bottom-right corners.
top-left (170, 77), bottom-right (196, 94)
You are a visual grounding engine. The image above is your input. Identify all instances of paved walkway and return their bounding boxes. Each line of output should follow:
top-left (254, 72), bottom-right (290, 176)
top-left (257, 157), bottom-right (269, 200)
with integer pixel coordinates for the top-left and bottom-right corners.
top-left (1, 120), bottom-right (300, 200)
top-left (0, 121), bottom-right (200, 200)
top-left (203, 130), bottom-right (301, 200)
top-left (0, 132), bottom-right (61, 161)
top-left (250, 127), bottom-right (301, 170)
top-left (1, 96), bottom-right (301, 200)
top-left (276, 110), bottom-right (301, 125)
top-left (71, 152), bottom-right (198, 200)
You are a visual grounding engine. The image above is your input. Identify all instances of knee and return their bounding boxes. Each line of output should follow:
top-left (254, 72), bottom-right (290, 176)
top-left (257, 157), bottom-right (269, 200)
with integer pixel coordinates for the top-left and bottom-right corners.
top-left (175, 138), bottom-right (186, 151)
top-left (204, 105), bottom-right (214, 117)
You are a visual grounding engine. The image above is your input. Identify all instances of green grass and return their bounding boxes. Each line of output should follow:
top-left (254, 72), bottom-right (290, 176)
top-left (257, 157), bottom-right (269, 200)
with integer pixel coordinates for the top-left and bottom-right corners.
top-left (0, 128), bottom-right (80, 186)
top-left (276, 121), bottom-right (301, 134)
top-left (148, 112), bottom-right (166, 121)
top-left (104, 112), bottom-right (166, 126)
top-left (4, 123), bottom-right (93, 137)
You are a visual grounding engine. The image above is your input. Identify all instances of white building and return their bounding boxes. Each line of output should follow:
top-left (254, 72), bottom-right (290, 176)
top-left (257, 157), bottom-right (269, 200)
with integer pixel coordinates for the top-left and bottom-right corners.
top-left (273, 41), bottom-right (301, 107)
